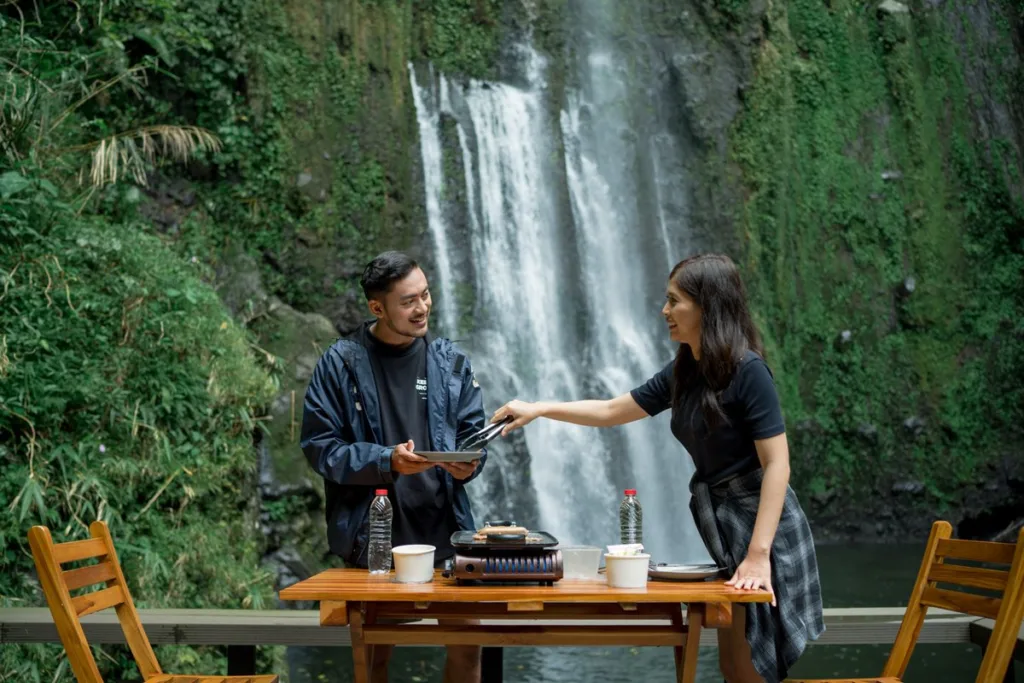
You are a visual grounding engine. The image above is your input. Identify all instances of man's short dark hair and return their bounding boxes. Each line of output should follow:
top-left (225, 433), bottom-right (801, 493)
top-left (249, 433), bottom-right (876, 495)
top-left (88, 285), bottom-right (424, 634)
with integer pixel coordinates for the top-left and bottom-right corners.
top-left (360, 251), bottom-right (420, 300)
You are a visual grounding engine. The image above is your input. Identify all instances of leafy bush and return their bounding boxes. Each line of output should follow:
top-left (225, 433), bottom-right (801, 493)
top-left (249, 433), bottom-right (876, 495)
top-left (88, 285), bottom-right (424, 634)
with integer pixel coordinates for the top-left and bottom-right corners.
top-left (0, 0), bottom-right (503, 678)
top-left (0, 179), bottom-right (277, 680)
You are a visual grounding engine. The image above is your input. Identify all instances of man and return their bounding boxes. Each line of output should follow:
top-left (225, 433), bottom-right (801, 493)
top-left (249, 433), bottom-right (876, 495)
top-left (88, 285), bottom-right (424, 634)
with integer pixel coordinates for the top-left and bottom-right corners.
top-left (300, 251), bottom-right (486, 683)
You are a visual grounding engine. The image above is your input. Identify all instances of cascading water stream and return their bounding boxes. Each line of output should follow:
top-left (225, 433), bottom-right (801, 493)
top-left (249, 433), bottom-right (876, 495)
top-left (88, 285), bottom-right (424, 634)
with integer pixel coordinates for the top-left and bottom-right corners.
top-left (410, 43), bottom-right (708, 563)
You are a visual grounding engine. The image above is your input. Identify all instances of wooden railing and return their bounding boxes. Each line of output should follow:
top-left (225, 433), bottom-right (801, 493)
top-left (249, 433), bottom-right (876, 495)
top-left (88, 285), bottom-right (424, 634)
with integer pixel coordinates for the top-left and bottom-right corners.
top-left (1, 607), bottom-right (1019, 682)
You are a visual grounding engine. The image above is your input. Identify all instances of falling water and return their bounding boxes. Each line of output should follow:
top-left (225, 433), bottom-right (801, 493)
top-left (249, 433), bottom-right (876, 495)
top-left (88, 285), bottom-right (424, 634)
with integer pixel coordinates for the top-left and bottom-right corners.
top-left (409, 44), bottom-right (708, 562)
top-left (408, 69), bottom-right (459, 336)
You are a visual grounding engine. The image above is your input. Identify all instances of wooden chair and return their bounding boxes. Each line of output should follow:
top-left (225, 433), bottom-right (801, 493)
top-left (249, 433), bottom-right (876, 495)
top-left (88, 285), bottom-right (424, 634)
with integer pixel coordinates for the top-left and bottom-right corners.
top-left (788, 520), bottom-right (1024, 683)
top-left (27, 520), bottom-right (278, 683)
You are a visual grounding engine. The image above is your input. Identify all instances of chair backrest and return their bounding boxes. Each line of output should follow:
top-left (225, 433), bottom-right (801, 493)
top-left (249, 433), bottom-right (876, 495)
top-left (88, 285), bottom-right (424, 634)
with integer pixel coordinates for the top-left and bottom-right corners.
top-left (881, 520), bottom-right (1024, 683)
top-left (27, 521), bottom-right (162, 683)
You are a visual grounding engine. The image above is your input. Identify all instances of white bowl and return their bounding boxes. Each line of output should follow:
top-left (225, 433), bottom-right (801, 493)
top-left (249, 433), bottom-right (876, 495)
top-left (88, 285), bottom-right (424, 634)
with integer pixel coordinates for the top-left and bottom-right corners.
top-left (604, 553), bottom-right (651, 588)
top-left (392, 544), bottom-right (436, 583)
top-left (559, 546), bottom-right (602, 580)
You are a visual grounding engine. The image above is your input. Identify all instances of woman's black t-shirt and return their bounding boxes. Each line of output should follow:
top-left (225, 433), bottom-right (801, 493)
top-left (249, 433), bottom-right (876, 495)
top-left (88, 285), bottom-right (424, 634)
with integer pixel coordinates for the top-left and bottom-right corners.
top-left (629, 350), bottom-right (786, 484)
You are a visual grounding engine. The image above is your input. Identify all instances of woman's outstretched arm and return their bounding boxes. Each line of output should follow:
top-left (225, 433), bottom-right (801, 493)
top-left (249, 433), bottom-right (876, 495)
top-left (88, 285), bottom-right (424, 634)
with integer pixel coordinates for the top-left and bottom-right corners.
top-left (491, 393), bottom-right (649, 434)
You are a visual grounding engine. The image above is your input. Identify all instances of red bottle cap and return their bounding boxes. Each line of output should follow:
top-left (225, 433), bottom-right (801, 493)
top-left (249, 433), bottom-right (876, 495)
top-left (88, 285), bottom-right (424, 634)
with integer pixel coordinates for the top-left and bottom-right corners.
top-left (375, 489), bottom-right (388, 496)
top-left (624, 489), bottom-right (637, 496)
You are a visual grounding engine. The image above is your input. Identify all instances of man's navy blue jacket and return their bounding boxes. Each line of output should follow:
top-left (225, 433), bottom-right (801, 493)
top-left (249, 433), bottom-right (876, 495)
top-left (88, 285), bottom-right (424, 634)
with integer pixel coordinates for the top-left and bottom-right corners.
top-left (300, 329), bottom-right (487, 565)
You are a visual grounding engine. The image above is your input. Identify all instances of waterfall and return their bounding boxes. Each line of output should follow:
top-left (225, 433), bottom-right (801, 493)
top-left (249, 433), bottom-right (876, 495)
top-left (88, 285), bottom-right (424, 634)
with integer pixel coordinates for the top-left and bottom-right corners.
top-left (408, 68), bottom-right (459, 336)
top-left (409, 46), bottom-right (708, 563)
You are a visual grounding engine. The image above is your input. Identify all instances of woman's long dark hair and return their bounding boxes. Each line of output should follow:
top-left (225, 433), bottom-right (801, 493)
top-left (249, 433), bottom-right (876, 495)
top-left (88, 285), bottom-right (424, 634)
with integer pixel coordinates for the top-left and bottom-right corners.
top-left (670, 254), bottom-right (765, 430)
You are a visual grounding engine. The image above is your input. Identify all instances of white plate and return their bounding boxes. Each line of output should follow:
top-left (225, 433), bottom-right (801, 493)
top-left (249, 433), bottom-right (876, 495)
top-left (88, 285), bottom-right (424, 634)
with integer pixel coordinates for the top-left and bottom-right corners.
top-left (415, 451), bottom-right (483, 463)
top-left (648, 563), bottom-right (723, 581)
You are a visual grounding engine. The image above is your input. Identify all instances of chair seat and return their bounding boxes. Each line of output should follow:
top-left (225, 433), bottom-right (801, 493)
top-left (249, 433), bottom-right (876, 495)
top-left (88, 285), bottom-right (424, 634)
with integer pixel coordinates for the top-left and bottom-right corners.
top-left (786, 678), bottom-right (901, 683)
top-left (147, 676), bottom-right (279, 683)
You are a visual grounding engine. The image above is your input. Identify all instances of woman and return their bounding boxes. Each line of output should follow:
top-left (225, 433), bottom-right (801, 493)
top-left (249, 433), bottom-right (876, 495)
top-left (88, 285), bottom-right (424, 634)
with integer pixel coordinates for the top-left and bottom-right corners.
top-left (491, 254), bottom-right (824, 683)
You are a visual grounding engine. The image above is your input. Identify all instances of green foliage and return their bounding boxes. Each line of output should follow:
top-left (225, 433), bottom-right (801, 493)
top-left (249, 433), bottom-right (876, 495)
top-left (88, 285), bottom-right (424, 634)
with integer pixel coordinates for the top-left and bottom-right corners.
top-left (419, 0), bottom-right (501, 77)
top-left (0, 0), bottom-right (502, 678)
top-left (731, 0), bottom-right (1024, 516)
top-left (0, 3), bottom-right (281, 677)
top-left (0, 11), bottom-right (218, 191)
top-left (0, 171), bottom-right (278, 679)
top-left (81, 0), bottom-right (501, 314)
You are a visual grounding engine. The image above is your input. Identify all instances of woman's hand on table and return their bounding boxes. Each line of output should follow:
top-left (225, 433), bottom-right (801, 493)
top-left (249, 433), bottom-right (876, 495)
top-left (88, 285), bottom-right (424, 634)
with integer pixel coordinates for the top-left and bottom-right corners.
top-left (726, 550), bottom-right (776, 606)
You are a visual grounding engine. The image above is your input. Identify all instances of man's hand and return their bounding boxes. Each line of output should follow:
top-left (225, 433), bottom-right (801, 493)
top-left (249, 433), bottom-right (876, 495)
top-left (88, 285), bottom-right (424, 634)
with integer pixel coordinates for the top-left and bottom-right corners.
top-left (391, 440), bottom-right (433, 476)
top-left (440, 460), bottom-right (479, 481)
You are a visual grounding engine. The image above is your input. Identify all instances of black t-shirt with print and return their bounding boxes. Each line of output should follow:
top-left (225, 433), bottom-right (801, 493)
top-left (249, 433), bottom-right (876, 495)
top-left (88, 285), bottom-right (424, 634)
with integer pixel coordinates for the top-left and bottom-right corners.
top-left (630, 350), bottom-right (786, 484)
top-left (358, 323), bottom-right (456, 561)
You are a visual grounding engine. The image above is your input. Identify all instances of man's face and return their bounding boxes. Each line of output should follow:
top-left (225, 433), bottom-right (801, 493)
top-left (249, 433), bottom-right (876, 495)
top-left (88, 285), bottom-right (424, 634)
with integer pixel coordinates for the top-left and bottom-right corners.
top-left (369, 267), bottom-right (432, 339)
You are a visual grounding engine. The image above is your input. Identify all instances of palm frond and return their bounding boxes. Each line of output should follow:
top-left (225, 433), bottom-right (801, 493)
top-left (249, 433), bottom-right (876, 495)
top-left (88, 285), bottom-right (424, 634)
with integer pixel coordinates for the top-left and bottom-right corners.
top-left (68, 125), bottom-right (221, 187)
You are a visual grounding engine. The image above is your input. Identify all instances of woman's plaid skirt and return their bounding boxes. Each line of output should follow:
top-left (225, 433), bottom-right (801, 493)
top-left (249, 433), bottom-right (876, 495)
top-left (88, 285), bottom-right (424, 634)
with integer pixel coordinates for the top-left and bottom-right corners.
top-left (690, 467), bottom-right (825, 682)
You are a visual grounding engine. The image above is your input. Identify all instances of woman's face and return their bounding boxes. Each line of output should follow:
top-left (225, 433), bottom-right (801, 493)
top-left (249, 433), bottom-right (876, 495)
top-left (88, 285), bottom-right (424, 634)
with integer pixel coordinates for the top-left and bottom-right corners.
top-left (662, 280), bottom-right (701, 345)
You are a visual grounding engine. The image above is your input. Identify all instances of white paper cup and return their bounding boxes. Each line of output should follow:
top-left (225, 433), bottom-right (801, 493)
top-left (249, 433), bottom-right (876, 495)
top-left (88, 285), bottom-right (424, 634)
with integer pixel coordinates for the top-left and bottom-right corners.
top-left (559, 546), bottom-right (602, 580)
top-left (392, 545), bottom-right (436, 583)
top-left (604, 553), bottom-right (651, 588)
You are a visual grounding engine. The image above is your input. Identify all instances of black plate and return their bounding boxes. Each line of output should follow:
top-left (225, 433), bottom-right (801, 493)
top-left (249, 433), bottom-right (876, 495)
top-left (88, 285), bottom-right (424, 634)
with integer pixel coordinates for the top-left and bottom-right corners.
top-left (450, 529), bottom-right (559, 550)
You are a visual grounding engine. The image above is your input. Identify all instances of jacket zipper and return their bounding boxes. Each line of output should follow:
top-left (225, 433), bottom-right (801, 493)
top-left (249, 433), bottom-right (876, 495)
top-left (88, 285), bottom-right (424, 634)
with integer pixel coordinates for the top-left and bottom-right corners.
top-left (339, 354), bottom-right (379, 444)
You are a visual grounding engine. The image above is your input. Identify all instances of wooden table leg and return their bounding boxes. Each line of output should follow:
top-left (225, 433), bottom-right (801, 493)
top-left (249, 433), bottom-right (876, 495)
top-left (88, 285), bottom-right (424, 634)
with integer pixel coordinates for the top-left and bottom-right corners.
top-left (348, 602), bottom-right (370, 683)
top-left (671, 604), bottom-right (685, 681)
top-left (364, 602), bottom-right (378, 677)
top-left (675, 603), bottom-right (704, 683)
top-left (481, 646), bottom-right (503, 683)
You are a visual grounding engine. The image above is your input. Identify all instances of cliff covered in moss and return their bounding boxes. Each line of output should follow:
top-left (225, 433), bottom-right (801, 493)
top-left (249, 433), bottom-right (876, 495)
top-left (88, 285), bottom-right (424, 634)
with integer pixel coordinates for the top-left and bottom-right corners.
top-left (727, 0), bottom-right (1024, 539)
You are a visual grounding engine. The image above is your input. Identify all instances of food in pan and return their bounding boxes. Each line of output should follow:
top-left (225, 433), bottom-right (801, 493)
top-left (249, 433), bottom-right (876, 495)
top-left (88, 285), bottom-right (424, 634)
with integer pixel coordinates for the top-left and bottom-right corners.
top-left (471, 524), bottom-right (528, 541)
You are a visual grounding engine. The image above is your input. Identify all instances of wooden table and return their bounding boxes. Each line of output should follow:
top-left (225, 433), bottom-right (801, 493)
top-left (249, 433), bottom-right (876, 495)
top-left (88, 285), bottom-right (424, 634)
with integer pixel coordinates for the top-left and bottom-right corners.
top-left (278, 569), bottom-right (772, 683)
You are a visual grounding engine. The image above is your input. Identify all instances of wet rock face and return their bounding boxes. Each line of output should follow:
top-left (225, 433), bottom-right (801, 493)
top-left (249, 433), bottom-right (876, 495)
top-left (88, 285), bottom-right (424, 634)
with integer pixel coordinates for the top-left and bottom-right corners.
top-left (215, 247), bottom-right (271, 323)
top-left (138, 176), bottom-right (197, 234)
top-left (637, 1), bottom-right (770, 255)
top-left (332, 287), bottom-right (368, 336)
top-left (258, 439), bottom-right (324, 604)
top-left (806, 455), bottom-right (1024, 544)
top-left (212, 245), bottom-right (341, 589)
top-left (939, 0), bottom-right (1024, 198)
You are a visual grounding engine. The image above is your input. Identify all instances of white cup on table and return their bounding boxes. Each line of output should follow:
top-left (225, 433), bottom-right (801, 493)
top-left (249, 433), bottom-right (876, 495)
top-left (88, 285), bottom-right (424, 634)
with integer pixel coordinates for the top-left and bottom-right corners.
top-left (392, 545), bottom-right (436, 583)
top-left (604, 552), bottom-right (651, 588)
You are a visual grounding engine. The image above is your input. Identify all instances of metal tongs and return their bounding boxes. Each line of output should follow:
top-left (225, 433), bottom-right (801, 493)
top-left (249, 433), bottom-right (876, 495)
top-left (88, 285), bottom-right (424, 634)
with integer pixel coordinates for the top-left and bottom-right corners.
top-left (457, 416), bottom-right (514, 452)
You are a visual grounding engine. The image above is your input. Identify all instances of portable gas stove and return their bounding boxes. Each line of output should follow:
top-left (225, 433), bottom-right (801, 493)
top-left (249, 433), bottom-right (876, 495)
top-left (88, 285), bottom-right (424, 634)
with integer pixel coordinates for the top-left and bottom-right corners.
top-left (442, 524), bottom-right (563, 585)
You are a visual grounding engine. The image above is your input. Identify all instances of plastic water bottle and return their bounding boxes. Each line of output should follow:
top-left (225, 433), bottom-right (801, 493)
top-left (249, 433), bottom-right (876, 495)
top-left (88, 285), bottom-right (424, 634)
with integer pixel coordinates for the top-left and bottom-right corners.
top-left (619, 489), bottom-right (643, 545)
top-left (368, 489), bottom-right (393, 574)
